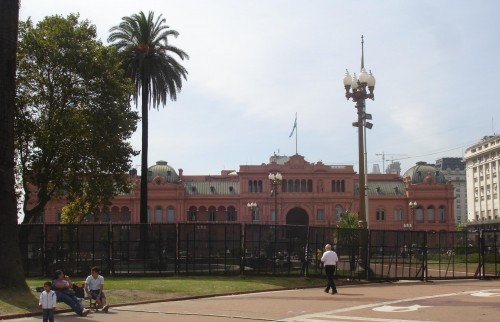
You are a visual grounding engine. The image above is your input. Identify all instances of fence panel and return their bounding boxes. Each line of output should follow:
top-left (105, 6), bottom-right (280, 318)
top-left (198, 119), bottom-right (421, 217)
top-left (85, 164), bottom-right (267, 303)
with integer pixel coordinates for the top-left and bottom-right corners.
top-left (178, 223), bottom-right (241, 274)
top-left (43, 224), bottom-right (110, 277)
top-left (17, 223), bottom-right (499, 280)
top-left (18, 224), bottom-right (44, 277)
top-left (425, 230), bottom-right (479, 279)
top-left (483, 230), bottom-right (500, 278)
top-left (369, 230), bottom-right (426, 280)
top-left (111, 224), bottom-right (177, 275)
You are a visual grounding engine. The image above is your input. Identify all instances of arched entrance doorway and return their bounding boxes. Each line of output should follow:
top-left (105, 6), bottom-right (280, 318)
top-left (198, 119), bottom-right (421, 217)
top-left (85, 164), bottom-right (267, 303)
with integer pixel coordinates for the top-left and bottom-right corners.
top-left (286, 207), bottom-right (309, 226)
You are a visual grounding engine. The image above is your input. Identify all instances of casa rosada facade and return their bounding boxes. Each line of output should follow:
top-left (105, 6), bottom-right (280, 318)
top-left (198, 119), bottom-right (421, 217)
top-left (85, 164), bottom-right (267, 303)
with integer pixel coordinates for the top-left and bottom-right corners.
top-left (40, 154), bottom-right (456, 231)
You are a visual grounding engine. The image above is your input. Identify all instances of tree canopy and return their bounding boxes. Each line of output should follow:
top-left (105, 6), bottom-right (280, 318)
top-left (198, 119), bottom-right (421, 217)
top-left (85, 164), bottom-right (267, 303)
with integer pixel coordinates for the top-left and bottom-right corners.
top-left (16, 14), bottom-right (139, 224)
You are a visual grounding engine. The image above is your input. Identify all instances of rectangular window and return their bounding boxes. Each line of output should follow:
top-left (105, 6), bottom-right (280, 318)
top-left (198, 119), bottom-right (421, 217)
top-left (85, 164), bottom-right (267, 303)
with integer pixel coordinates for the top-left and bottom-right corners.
top-left (376, 209), bottom-right (385, 221)
top-left (393, 209), bottom-right (403, 221)
top-left (316, 209), bottom-right (325, 221)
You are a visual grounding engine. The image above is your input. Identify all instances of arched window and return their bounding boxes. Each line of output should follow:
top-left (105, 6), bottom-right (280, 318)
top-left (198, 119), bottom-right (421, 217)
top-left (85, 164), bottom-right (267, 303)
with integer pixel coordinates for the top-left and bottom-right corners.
top-left (111, 206), bottom-right (120, 222)
top-left (288, 179), bottom-right (294, 192)
top-left (307, 179), bottom-right (313, 192)
top-left (438, 206), bottom-right (446, 222)
top-left (248, 180), bottom-right (253, 192)
top-left (341, 180), bottom-right (345, 192)
top-left (167, 207), bottom-right (175, 223)
top-left (188, 206), bottom-right (197, 221)
top-left (227, 206), bottom-right (236, 221)
top-left (155, 206), bottom-right (163, 223)
top-left (301, 179), bottom-right (307, 192)
top-left (336, 180), bottom-right (341, 193)
top-left (258, 180), bottom-right (263, 192)
top-left (331, 180), bottom-right (336, 192)
top-left (282, 180), bottom-right (287, 193)
top-left (147, 207), bottom-right (151, 223)
top-left (103, 207), bottom-right (111, 222)
top-left (415, 207), bottom-right (423, 223)
top-left (253, 180), bottom-right (258, 193)
top-left (294, 179), bottom-right (300, 192)
top-left (121, 207), bottom-right (131, 222)
top-left (208, 206), bottom-right (216, 221)
top-left (427, 206), bottom-right (435, 222)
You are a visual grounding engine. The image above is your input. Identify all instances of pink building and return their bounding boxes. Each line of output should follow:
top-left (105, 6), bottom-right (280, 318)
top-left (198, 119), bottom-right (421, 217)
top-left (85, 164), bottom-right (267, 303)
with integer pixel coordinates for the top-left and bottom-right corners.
top-left (41, 155), bottom-right (455, 231)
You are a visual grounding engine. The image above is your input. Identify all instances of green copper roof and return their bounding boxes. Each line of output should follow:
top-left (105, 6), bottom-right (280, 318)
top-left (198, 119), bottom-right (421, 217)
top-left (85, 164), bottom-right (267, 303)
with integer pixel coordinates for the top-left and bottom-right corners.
top-left (184, 181), bottom-right (239, 195)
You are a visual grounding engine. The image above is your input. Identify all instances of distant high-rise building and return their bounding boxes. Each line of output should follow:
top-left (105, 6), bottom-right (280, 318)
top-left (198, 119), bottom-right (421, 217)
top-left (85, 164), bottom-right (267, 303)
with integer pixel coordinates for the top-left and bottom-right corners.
top-left (436, 157), bottom-right (466, 224)
top-left (371, 164), bottom-right (381, 174)
top-left (386, 161), bottom-right (401, 175)
top-left (464, 135), bottom-right (500, 224)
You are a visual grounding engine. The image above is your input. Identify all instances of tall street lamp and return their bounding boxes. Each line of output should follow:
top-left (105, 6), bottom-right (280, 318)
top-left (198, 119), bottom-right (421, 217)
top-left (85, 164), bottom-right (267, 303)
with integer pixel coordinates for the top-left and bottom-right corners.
top-left (408, 201), bottom-right (418, 230)
top-left (343, 35), bottom-right (376, 229)
top-left (269, 172), bottom-right (282, 224)
top-left (247, 202), bottom-right (258, 221)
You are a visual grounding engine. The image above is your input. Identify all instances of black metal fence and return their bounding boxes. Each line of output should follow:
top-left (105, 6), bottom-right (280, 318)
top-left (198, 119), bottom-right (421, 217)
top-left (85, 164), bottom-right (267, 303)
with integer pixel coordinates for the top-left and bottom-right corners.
top-left (18, 224), bottom-right (500, 281)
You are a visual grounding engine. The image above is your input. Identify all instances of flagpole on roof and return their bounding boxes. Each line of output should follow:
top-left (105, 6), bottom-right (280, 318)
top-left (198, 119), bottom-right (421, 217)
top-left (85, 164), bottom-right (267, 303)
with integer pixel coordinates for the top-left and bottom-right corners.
top-left (289, 113), bottom-right (298, 155)
top-left (295, 113), bottom-right (298, 155)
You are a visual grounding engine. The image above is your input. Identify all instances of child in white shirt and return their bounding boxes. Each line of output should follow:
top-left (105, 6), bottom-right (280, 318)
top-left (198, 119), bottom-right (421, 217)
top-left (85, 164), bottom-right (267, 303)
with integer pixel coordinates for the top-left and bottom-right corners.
top-left (39, 281), bottom-right (57, 322)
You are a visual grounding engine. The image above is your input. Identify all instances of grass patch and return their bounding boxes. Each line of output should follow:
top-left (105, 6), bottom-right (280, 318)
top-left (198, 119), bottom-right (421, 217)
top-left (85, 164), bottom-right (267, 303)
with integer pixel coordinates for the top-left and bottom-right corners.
top-left (1, 275), bottom-right (326, 316)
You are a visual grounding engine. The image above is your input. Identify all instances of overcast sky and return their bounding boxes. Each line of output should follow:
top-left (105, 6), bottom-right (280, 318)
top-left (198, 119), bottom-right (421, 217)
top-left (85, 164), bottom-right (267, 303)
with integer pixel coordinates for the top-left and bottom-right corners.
top-left (19, 0), bottom-right (500, 176)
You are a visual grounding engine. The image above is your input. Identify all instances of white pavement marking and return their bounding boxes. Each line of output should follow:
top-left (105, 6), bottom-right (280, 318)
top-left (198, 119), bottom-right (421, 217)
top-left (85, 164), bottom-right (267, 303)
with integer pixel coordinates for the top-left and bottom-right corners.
top-left (280, 288), bottom-right (500, 322)
top-left (290, 314), bottom-right (434, 322)
top-left (372, 305), bottom-right (431, 313)
top-left (470, 291), bottom-right (500, 297)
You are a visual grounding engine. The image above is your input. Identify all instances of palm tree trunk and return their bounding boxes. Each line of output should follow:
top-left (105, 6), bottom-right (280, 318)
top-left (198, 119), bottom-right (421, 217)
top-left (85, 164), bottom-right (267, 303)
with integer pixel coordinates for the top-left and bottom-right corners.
top-left (0, 0), bottom-right (29, 288)
top-left (140, 82), bottom-right (149, 224)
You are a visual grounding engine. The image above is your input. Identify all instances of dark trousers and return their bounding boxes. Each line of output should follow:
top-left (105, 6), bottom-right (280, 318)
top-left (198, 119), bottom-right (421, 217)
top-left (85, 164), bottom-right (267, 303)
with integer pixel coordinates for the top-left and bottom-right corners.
top-left (55, 291), bottom-right (83, 316)
top-left (324, 265), bottom-right (337, 292)
top-left (42, 308), bottom-right (55, 322)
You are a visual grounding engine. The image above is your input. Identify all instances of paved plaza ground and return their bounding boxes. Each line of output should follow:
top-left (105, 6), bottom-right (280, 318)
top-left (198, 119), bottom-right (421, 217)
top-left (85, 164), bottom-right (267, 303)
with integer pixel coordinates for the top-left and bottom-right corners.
top-left (4, 279), bottom-right (500, 321)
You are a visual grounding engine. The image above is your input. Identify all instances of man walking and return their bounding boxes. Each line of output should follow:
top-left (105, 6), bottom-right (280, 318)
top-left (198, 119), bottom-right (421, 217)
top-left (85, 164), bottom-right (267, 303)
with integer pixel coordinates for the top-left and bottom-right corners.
top-left (321, 244), bottom-right (339, 294)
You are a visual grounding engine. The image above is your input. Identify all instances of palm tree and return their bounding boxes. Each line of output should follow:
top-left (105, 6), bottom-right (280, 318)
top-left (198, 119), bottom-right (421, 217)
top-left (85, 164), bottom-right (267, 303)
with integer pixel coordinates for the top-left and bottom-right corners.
top-left (108, 11), bottom-right (188, 223)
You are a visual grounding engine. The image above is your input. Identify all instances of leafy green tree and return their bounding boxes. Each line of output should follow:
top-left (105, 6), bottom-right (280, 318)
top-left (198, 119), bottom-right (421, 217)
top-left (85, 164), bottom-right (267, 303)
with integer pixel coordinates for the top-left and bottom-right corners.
top-left (337, 211), bottom-right (362, 229)
top-left (16, 14), bottom-right (139, 224)
top-left (0, 0), bottom-right (28, 289)
top-left (108, 11), bottom-right (189, 223)
top-left (336, 211), bottom-right (361, 272)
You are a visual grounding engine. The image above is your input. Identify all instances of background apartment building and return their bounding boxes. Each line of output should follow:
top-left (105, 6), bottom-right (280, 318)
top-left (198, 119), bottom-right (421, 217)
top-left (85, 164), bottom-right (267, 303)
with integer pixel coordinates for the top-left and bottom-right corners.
top-left (464, 135), bottom-right (500, 224)
top-left (436, 157), bottom-right (467, 224)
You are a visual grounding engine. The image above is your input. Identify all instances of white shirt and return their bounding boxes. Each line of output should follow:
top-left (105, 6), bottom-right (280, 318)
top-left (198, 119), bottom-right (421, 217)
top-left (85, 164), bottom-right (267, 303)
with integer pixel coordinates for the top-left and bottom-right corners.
top-left (321, 250), bottom-right (339, 266)
top-left (39, 290), bottom-right (57, 309)
top-left (85, 274), bottom-right (104, 291)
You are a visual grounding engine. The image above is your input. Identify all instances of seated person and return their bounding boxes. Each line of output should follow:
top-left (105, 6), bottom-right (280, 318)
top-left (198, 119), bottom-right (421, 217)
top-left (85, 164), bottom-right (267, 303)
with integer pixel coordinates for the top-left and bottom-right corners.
top-left (52, 270), bottom-right (90, 317)
top-left (84, 266), bottom-right (109, 312)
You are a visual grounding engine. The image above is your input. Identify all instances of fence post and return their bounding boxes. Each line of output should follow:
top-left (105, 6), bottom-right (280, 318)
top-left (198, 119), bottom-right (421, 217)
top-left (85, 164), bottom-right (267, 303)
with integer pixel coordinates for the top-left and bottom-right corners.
top-left (423, 232), bottom-right (428, 282)
top-left (480, 229), bottom-right (485, 280)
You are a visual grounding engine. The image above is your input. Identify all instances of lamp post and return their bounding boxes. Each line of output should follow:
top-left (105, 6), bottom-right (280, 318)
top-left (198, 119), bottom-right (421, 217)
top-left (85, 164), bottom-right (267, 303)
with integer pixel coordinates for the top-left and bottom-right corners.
top-left (268, 172), bottom-right (282, 224)
top-left (343, 35), bottom-right (376, 229)
top-left (247, 202), bottom-right (258, 222)
top-left (408, 201), bottom-right (417, 230)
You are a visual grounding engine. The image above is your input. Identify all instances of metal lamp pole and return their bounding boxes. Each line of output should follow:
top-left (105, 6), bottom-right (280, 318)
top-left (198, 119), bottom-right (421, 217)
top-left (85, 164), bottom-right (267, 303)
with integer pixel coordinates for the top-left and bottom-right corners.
top-left (247, 202), bottom-right (258, 222)
top-left (409, 201), bottom-right (417, 230)
top-left (269, 172), bottom-right (282, 224)
top-left (343, 35), bottom-right (376, 229)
